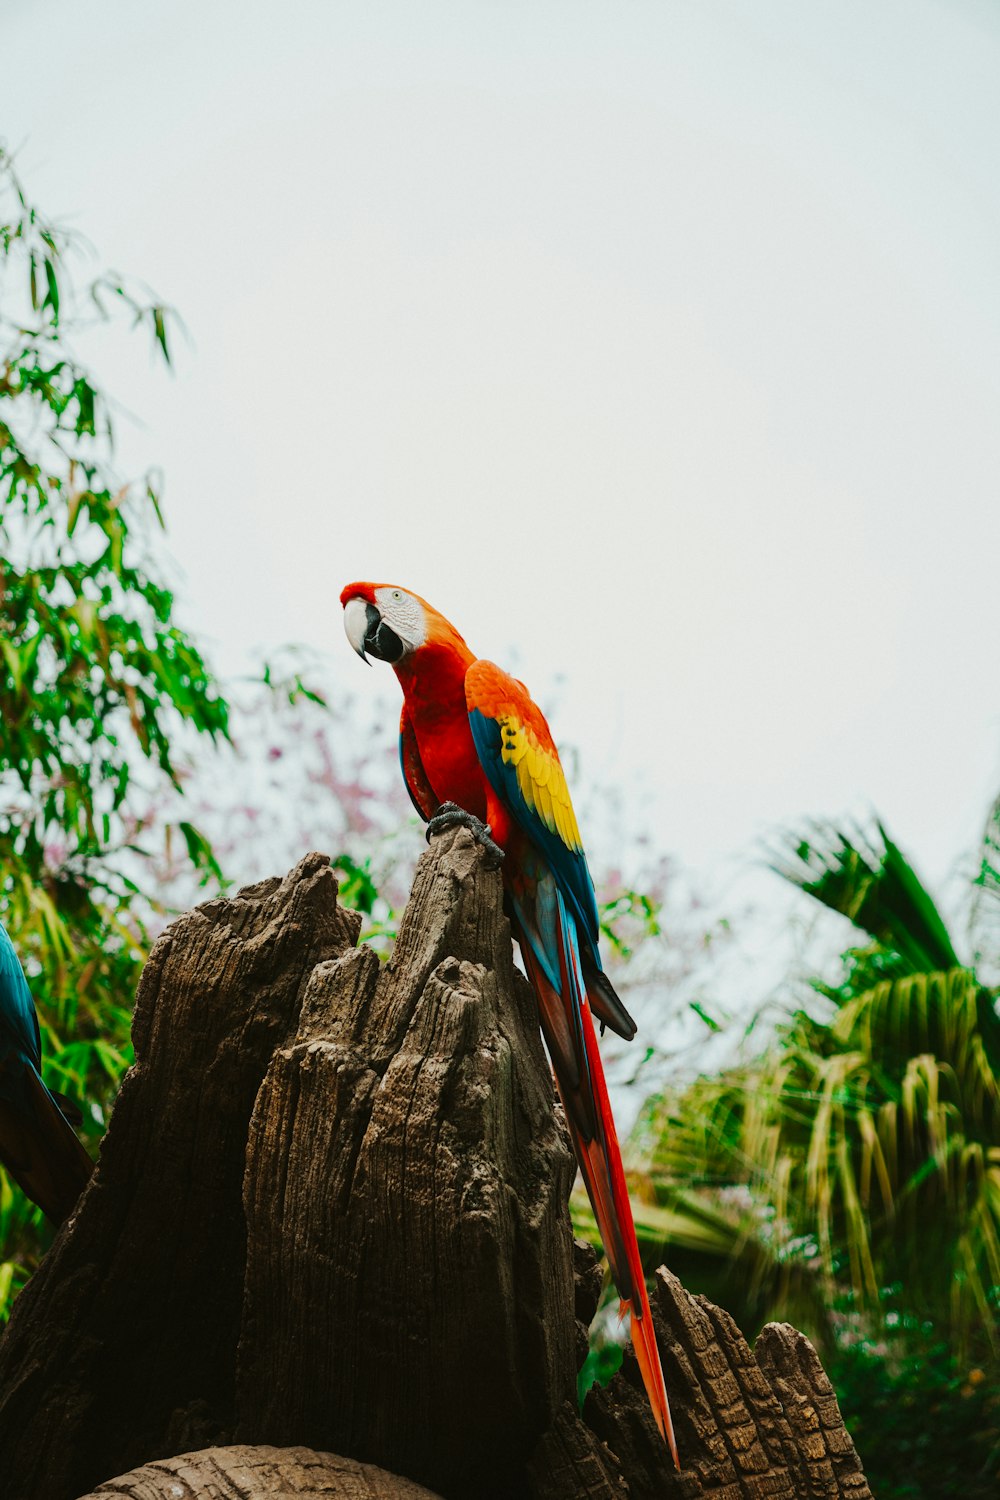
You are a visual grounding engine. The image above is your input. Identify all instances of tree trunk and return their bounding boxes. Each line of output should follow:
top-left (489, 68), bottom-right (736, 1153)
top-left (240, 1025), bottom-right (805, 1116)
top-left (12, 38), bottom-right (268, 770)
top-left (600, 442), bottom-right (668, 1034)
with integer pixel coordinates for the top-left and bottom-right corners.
top-left (0, 831), bottom-right (872, 1500)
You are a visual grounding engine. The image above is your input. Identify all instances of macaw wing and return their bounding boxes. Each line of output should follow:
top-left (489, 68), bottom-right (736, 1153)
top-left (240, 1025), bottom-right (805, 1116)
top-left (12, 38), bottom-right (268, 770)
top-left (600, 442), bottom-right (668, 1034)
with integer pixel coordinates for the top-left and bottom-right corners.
top-left (464, 659), bottom-right (635, 1040)
top-left (464, 659), bottom-right (601, 946)
top-left (465, 661), bottom-right (675, 1457)
top-left (399, 704), bottom-right (438, 822)
top-left (0, 924), bottom-right (92, 1225)
top-left (0, 1059), bottom-right (93, 1224)
top-left (0, 924), bottom-right (42, 1067)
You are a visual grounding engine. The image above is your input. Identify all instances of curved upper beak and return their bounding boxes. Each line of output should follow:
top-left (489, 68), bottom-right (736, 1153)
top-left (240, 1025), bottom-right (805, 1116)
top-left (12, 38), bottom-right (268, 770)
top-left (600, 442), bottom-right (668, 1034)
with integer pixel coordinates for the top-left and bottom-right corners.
top-left (343, 595), bottom-right (407, 664)
top-left (343, 597), bottom-right (378, 664)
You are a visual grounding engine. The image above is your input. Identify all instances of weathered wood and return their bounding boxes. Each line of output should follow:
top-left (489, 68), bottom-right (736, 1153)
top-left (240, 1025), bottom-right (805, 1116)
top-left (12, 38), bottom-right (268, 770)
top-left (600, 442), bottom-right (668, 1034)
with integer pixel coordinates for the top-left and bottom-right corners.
top-left (754, 1324), bottom-right (872, 1499)
top-left (0, 832), bottom-right (871, 1500)
top-left (575, 1248), bottom-right (872, 1500)
top-left (76, 1444), bottom-right (443, 1499)
top-left (0, 854), bottom-right (359, 1500)
top-left (235, 827), bottom-right (577, 1496)
top-left (526, 1401), bottom-right (628, 1499)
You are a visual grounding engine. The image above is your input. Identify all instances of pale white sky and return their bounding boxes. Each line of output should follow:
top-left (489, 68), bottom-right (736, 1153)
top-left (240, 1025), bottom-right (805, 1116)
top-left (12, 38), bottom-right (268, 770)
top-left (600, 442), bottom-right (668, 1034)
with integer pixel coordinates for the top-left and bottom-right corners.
top-left (6, 0), bottom-right (1000, 917)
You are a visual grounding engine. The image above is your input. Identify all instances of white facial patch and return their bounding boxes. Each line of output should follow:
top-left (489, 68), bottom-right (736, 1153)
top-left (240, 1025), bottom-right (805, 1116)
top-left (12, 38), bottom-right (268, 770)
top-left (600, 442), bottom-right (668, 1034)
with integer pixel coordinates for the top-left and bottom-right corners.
top-left (373, 586), bottom-right (427, 653)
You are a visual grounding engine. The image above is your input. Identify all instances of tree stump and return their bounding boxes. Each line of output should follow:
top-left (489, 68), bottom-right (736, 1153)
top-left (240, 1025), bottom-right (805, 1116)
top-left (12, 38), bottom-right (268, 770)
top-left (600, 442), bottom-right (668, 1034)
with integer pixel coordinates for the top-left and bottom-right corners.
top-left (75, 1445), bottom-right (444, 1499)
top-left (0, 832), bottom-right (872, 1500)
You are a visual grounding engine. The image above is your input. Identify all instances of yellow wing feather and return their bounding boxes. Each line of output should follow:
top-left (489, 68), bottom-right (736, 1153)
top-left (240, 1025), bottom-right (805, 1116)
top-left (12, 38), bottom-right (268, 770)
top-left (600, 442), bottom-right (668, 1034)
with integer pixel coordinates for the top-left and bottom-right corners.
top-left (499, 717), bottom-right (583, 853)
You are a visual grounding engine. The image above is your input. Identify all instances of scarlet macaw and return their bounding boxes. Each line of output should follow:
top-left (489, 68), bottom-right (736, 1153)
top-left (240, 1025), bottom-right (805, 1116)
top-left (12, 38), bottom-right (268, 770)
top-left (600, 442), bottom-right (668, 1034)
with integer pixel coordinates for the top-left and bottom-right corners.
top-left (0, 920), bottom-right (93, 1224)
top-left (341, 581), bottom-right (678, 1464)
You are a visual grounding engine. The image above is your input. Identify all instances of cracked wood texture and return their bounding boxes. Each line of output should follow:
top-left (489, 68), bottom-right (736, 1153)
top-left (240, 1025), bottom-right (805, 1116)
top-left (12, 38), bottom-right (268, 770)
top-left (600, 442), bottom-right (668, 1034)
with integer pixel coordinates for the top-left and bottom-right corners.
top-left (0, 854), bottom-right (359, 1500)
top-left (0, 831), bottom-right (871, 1500)
top-left (235, 826), bottom-right (578, 1497)
top-left (556, 1242), bottom-right (872, 1500)
top-left (77, 1444), bottom-right (444, 1499)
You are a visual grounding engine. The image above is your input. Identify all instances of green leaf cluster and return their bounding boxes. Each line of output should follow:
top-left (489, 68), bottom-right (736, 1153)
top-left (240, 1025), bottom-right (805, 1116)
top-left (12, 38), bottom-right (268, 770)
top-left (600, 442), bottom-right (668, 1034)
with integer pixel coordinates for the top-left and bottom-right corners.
top-left (0, 148), bottom-right (228, 1312)
top-left (618, 819), bottom-right (1000, 1493)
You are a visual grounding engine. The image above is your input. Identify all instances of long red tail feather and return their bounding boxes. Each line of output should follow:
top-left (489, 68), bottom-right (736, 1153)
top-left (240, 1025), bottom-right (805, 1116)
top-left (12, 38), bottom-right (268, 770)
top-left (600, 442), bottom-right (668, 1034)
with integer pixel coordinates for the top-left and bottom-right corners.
top-left (523, 946), bottom-right (679, 1466)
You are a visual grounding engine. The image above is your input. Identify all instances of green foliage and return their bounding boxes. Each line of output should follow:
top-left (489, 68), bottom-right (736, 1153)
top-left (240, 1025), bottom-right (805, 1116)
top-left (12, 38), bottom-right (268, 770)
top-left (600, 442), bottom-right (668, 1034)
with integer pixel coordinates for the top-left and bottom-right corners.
top-left (627, 816), bottom-right (1000, 1479)
top-left (331, 853), bottom-right (399, 955)
top-left (599, 886), bottom-right (660, 960)
top-left (767, 825), bottom-right (1000, 1348)
top-left (576, 1273), bottom-right (625, 1410)
top-left (775, 821), bottom-right (960, 975)
top-left (576, 1333), bottom-right (623, 1410)
top-left (0, 147), bottom-right (228, 1314)
top-left (828, 1294), bottom-right (1000, 1500)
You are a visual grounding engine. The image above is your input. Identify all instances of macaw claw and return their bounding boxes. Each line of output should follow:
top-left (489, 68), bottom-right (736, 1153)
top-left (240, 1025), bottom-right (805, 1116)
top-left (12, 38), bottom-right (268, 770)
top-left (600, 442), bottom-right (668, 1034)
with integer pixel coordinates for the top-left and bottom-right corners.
top-left (426, 802), bottom-right (505, 870)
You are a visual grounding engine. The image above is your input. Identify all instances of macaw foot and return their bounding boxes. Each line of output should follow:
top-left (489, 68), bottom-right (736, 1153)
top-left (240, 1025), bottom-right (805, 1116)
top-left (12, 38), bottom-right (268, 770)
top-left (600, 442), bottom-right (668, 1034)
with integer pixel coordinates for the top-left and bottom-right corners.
top-left (426, 801), bottom-right (505, 870)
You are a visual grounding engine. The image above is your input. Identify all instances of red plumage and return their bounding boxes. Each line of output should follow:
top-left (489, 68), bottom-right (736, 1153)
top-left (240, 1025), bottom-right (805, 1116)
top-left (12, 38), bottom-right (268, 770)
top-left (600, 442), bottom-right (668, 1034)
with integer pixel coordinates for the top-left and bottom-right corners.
top-left (342, 582), bottom-right (679, 1465)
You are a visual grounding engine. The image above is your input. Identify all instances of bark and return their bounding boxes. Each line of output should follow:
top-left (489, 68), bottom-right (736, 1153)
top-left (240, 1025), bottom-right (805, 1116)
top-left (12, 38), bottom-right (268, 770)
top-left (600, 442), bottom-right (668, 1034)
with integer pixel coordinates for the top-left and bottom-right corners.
top-left (0, 853), bottom-right (358, 1500)
top-left (235, 827), bottom-right (577, 1496)
top-left (0, 830), bottom-right (872, 1500)
top-left (76, 1444), bottom-right (443, 1499)
top-left (572, 1249), bottom-right (873, 1500)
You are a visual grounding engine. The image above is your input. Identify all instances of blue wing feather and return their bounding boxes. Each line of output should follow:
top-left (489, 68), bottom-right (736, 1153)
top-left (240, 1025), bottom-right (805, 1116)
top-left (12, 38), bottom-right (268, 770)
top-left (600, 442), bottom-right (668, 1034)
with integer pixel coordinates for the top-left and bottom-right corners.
top-left (0, 923), bottom-right (42, 1069)
top-left (468, 706), bottom-right (601, 958)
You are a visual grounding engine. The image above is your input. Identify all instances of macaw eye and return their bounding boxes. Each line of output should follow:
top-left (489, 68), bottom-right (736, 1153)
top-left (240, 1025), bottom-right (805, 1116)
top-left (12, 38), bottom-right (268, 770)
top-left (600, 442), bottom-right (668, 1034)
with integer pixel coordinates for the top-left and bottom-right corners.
top-left (392, 590), bottom-right (401, 600)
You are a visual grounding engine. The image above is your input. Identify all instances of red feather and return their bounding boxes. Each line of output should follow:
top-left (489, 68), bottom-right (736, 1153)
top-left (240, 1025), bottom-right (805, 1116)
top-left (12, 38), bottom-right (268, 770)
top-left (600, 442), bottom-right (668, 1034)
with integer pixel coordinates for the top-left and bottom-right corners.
top-left (345, 582), bottom-right (680, 1466)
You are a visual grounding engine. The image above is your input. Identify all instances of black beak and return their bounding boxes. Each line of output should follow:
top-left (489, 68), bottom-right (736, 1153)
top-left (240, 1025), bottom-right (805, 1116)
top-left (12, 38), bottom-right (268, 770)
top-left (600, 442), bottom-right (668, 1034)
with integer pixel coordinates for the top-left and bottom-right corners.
top-left (363, 605), bottom-right (405, 664)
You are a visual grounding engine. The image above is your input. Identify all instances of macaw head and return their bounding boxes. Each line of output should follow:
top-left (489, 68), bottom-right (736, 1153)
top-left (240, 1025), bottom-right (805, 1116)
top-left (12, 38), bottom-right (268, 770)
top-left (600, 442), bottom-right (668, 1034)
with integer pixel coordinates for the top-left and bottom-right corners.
top-left (340, 581), bottom-right (435, 665)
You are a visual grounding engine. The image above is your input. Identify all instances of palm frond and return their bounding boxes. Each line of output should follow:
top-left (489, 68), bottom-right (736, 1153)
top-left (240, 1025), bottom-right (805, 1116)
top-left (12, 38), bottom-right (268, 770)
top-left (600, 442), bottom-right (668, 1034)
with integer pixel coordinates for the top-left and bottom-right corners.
top-left (771, 821), bottom-right (959, 974)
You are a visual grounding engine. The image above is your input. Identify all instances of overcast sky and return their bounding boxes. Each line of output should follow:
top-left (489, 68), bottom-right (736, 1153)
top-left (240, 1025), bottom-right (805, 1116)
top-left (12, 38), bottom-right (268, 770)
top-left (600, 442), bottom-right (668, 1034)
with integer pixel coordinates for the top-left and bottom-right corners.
top-left (6, 0), bottom-right (1000, 923)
